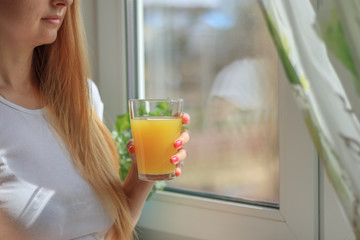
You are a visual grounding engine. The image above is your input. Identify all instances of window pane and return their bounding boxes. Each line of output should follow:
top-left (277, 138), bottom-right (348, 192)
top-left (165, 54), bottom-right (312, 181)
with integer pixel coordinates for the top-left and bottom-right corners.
top-left (142, 0), bottom-right (279, 204)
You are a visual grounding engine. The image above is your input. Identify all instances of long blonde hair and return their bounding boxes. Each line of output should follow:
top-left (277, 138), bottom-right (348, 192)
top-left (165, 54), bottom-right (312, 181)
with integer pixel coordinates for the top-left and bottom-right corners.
top-left (32, 1), bottom-right (133, 239)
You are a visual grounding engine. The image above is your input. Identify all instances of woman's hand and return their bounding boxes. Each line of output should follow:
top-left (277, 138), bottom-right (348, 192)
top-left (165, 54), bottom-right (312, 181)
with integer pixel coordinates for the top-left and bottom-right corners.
top-left (126, 113), bottom-right (191, 178)
top-left (170, 113), bottom-right (190, 177)
top-left (123, 113), bottom-right (190, 224)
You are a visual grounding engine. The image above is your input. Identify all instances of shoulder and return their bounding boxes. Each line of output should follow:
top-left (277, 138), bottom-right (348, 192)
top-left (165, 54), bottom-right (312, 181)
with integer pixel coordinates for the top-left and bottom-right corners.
top-left (88, 79), bottom-right (104, 120)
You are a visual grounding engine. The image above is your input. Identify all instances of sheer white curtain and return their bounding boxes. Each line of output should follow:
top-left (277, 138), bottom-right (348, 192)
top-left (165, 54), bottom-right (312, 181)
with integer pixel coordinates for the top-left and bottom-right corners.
top-left (260, 0), bottom-right (360, 237)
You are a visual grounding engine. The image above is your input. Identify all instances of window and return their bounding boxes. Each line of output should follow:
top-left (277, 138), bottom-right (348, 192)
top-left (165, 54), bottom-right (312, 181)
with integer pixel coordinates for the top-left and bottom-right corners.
top-left (88, 0), bottom-right (353, 239)
top-left (122, 0), bottom-right (316, 239)
top-left (139, 0), bottom-right (279, 205)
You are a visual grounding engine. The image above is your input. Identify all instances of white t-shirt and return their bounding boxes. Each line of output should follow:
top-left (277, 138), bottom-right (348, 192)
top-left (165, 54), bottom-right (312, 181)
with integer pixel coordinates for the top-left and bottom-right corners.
top-left (0, 81), bottom-right (113, 240)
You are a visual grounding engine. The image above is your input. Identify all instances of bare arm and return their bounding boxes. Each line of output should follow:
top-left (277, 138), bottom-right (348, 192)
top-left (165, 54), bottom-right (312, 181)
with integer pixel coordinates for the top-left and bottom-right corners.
top-left (122, 160), bottom-right (154, 225)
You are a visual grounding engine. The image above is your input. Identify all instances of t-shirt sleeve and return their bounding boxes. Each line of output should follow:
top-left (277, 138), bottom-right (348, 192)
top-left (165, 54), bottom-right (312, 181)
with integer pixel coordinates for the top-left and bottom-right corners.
top-left (88, 79), bottom-right (104, 120)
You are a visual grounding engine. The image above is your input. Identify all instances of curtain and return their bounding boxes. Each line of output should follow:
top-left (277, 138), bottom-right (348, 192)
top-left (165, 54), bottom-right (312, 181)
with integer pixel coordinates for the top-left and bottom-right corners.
top-left (259, 0), bottom-right (360, 237)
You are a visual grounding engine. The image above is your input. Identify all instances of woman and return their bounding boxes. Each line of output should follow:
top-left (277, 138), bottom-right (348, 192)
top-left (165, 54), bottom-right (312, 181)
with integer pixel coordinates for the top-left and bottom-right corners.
top-left (0, 0), bottom-right (190, 239)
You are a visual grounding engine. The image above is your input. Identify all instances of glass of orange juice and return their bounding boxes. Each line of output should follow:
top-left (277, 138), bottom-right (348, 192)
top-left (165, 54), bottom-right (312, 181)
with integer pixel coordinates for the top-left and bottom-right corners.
top-left (129, 99), bottom-right (183, 181)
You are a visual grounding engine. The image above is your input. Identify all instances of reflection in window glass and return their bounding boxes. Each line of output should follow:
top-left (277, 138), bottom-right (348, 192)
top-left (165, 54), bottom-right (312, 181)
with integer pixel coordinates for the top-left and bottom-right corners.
top-left (142, 0), bottom-right (279, 204)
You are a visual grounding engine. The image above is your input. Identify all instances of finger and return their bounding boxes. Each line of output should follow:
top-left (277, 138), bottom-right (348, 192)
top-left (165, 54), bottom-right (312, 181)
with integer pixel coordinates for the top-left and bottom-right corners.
top-left (182, 113), bottom-right (190, 125)
top-left (174, 130), bottom-right (190, 148)
top-left (175, 167), bottom-right (182, 177)
top-left (126, 139), bottom-right (136, 155)
top-left (170, 148), bottom-right (187, 165)
top-left (174, 154), bottom-right (186, 177)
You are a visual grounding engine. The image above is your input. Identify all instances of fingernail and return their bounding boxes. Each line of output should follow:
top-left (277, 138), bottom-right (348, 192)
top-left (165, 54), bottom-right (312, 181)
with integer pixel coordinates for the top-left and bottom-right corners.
top-left (183, 114), bottom-right (190, 124)
top-left (170, 156), bottom-right (179, 164)
top-left (175, 168), bottom-right (181, 177)
top-left (128, 145), bottom-right (135, 154)
top-left (174, 140), bottom-right (183, 148)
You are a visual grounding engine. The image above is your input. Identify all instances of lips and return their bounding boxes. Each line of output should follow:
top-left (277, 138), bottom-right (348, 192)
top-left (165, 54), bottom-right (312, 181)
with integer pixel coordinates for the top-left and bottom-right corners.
top-left (42, 15), bottom-right (62, 24)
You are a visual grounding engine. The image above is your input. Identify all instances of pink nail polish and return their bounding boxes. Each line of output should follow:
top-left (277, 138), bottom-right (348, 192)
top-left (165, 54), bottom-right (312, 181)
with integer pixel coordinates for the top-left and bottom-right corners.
top-left (170, 156), bottom-right (179, 164)
top-left (174, 140), bottom-right (183, 148)
top-left (175, 168), bottom-right (181, 177)
top-left (183, 114), bottom-right (190, 124)
top-left (128, 145), bottom-right (135, 154)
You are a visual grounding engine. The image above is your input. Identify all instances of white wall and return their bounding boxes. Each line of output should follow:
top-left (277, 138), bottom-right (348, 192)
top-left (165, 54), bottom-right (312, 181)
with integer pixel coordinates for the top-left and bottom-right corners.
top-left (81, 0), bottom-right (128, 128)
top-left (81, 0), bottom-right (99, 84)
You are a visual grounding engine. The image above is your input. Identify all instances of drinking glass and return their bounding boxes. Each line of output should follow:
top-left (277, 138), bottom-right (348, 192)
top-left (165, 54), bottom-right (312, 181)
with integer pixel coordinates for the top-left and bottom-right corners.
top-left (129, 99), bottom-right (183, 181)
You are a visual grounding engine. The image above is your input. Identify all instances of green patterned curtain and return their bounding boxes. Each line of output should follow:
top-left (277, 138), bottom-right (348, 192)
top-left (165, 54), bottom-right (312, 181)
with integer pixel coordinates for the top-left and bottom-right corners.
top-left (259, 0), bottom-right (360, 237)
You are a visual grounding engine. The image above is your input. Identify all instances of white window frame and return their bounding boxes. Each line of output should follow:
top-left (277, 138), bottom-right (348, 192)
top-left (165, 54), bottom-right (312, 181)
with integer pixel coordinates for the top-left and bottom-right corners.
top-left (88, 0), bottom-right (353, 239)
top-left (134, 66), bottom-right (318, 240)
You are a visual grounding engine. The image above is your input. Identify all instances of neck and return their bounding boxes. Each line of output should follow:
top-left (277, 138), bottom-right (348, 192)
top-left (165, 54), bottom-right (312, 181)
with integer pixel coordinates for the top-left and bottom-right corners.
top-left (0, 46), bottom-right (34, 91)
top-left (0, 41), bottom-right (42, 109)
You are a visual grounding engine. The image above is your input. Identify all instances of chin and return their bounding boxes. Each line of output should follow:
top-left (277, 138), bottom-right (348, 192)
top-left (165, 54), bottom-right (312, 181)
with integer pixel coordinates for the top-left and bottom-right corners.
top-left (38, 29), bottom-right (58, 45)
top-left (45, 32), bottom-right (59, 44)
top-left (35, 34), bottom-right (59, 47)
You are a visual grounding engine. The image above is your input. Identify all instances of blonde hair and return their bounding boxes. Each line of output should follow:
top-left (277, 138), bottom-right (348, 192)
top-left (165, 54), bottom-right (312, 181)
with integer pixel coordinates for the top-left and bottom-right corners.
top-left (32, 1), bottom-right (133, 239)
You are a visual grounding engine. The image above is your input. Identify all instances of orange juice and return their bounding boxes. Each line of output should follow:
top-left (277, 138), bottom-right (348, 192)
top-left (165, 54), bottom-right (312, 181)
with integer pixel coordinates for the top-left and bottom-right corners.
top-left (130, 116), bottom-right (182, 178)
